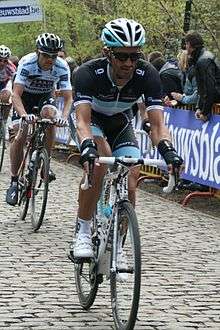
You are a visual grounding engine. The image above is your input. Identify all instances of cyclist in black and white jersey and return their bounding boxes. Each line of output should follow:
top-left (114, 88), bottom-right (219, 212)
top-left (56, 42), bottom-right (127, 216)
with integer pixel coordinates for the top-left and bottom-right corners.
top-left (6, 33), bottom-right (72, 206)
top-left (71, 18), bottom-right (183, 258)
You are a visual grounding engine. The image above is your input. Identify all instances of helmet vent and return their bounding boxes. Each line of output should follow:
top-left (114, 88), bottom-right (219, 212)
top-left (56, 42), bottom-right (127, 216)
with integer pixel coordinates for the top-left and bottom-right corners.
top-left (126, 22), bottom-right (133, 45)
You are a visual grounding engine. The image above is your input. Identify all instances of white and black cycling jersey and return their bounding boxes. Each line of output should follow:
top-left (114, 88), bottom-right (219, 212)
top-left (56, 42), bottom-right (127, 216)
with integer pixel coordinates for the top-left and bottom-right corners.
top-left (74, 57), bottom-right (163, 116)
top-left (14, 52), bottom-right (72, 94)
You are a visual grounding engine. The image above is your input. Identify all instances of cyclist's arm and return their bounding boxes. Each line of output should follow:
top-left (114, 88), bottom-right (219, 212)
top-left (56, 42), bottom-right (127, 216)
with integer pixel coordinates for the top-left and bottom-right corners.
top-left (75, 103), bottom-right (93, 143)
top-left (12, 83), bottom-right (27, 117)
top-left (73, 64), bottom-right (96, 144)
top-left (59, 90), bottom-right (72, 120)
top-left (147, 109), bottom-right (170, 145)
top-left (143, 65), bottom-right (183, 169)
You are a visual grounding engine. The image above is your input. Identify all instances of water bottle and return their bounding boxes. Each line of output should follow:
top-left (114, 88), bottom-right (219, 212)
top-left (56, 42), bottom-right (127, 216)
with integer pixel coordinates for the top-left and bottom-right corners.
top-left (28, 150), bottom-right (37, 173)
top-left (103, 205), bottom-right (112, 218)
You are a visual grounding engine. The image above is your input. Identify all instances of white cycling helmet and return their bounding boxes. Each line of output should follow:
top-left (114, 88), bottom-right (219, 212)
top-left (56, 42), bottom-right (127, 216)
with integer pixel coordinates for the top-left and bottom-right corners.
top-left (101, 18), bottom-right (145, 48)
top-left (36, 33), bottom-right (63, 54)
top-left (0, 45), bottom-right (11, 58)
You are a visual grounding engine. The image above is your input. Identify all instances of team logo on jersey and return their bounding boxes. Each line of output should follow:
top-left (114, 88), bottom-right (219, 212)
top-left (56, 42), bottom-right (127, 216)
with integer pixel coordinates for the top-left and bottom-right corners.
top-left (136, 69), bottom-right (145, 76)
top-left (30, 79), bottom-right (54, 91)
top-left (95, 68), bottom-right (104, 75)
top-left (21, 69), bottom-right (29, 77)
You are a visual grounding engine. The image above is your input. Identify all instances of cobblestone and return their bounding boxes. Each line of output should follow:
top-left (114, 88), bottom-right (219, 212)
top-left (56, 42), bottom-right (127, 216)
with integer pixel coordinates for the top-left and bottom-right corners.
top-left (0, 149), bottom-right (220, 329)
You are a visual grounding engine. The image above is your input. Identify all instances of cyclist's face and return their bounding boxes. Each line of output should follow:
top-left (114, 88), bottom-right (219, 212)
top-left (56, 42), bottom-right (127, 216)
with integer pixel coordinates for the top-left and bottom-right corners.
top-left (0, 58), bottom-right (8, 69)
top-left (109, 47), bottom-right (141, 80)
top-left (38, 52), bottom-right (57, 70)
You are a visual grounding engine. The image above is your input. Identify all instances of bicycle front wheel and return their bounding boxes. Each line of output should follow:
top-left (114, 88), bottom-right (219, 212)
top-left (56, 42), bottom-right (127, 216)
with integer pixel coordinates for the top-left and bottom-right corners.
top-left (110, 201), bottom-right (141, 330)
top-left (30, 148), bottom-right (49, 231)
top-left (0, 120), bottom-right (6, 172)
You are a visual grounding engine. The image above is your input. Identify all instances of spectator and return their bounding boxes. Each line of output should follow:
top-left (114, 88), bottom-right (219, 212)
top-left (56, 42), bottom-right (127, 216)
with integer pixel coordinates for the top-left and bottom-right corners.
top-left (185, 30), bottom-right (220, 121)
top-left (148, 51), bottom-right (163, 63)
top-left (149, 53), bottom-right (183, 99)
top-left (58, 49), bottom-right (67, 59)
top-left (66, 56), bottom-right (78, 92)
top-left (9, 55), bottom-right (19, 68)
top-left (171, 50), bottom-right (198, 105)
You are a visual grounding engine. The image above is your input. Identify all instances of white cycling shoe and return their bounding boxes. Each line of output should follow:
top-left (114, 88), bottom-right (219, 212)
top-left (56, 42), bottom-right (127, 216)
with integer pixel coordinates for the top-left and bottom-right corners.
top-left (117, 248), bottom-right (128, 282)
top-left (74, 233), bottom-right (94, 258)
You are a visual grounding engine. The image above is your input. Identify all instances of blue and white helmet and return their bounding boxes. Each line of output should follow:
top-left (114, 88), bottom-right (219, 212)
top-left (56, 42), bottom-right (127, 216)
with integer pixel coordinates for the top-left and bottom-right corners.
top-left (101, 18), bottom-right (145, 47)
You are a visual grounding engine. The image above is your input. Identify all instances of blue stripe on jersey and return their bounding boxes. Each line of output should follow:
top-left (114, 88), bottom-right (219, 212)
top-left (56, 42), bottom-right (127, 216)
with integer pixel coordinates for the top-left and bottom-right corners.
top-left (74, 95), bottom-right (92, 103)
top-left (23, 60), bottom-right (38, 66)
top-left (146, 97), bottom-right (163, 107)
top-left (92, 97), bottom-right (136, 115)
top-left (54, 63), bottom-right (68, 71)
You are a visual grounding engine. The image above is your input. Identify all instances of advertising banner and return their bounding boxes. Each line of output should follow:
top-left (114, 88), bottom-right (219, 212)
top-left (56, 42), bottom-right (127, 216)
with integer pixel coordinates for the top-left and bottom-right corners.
top-left (0, 0), bottom-right (43, 23)
top-left (54, 105), bottom-right (220, 189)
top-left (134, 108), bottom-right (220, 189)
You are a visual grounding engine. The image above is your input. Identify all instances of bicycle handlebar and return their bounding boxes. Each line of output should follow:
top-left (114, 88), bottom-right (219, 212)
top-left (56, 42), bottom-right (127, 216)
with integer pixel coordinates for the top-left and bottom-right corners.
top-left (15, 116), bottom-right (67, 141)
top-left (81, 156), bottom-right (178, 193)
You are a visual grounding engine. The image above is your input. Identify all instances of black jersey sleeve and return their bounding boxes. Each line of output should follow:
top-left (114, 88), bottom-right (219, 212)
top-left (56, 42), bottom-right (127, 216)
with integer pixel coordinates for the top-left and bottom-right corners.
top-left (142, 65), bottom-right (163, 110)
top-left (74, 65), bottom-right (96, 107)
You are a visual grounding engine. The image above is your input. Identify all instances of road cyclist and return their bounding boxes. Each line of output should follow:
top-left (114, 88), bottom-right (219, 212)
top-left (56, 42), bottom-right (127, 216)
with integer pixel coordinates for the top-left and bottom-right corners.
top-left (6, 33), bottom-right (73, 206)
top-left (70, 16), bottom-right (183, 262)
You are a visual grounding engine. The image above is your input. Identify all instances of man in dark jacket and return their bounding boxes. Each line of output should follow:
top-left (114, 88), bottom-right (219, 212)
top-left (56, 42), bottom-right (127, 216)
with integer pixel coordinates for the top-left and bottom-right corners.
top-left (149, 54), bottom-right (182, 99)
top-left (185, 31), bottom-right (220, 121)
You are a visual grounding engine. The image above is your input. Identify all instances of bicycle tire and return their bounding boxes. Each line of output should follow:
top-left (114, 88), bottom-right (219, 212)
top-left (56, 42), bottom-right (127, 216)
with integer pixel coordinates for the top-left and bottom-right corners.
top-left (30, 148), bottom-right (49, 231)
top-left (74, 258), bottom-right (100, 310)
top-left (18, 151), bottom-right (30, 220)
top-left (0, 120), bottom-right (6, 172)
top-left (110, 200), bottom-right (141, 330)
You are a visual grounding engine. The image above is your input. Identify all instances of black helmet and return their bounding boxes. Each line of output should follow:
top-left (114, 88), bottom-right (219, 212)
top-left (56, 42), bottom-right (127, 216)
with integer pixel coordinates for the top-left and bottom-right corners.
top-left (36, 33), bottom-right (63, 54)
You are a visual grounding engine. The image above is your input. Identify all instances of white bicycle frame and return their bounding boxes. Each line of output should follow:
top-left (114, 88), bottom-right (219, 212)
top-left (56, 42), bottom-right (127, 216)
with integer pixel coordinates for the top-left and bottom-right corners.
top-left (81, 157), bottom-right (176, 276)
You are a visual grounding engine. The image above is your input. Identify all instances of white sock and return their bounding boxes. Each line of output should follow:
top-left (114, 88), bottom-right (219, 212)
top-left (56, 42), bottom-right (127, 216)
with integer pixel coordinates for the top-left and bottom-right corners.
top-left (78, 218), bottom-right (92, 235)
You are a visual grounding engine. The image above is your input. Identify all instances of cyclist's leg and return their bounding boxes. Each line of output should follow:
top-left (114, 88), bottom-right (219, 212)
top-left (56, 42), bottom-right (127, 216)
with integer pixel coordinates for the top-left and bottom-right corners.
top-left (9, 110), bottom-right (29, 176)
top-left (73, 124), bottom-right (112, 258)
top-left (78, 135), bottom-right (111, 220)
top-left (39, 97), bottom-right (57, 156)
top-left (112, 121), bottom-right (140, 207)
top-left (128, 166), bottom-right (140, 208)
top-left (39, 97), bottom-right (58, 181)
top-left (6, 110), bottom-right (28, 205)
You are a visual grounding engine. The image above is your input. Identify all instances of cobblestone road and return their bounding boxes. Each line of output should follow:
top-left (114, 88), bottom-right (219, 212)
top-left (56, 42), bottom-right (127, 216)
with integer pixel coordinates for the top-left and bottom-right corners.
top-left (0, 149), bottom-right (220, 330)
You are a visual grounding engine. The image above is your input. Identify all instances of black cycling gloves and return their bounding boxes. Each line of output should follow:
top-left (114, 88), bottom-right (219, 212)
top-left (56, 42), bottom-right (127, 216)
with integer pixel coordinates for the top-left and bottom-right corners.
top-left (157, 139), bottom-right (183, 167)
top-left (79, 138), bottom-right (98, 166)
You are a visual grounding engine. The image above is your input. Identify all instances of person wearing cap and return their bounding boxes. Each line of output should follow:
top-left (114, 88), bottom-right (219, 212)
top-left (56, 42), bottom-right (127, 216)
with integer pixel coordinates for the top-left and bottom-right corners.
top-left (185, 31), bottom-right (220, 121)
top-left (6, 33), bottom-right (72, 206)
top-left (70, 18), bottom-right (183, 260)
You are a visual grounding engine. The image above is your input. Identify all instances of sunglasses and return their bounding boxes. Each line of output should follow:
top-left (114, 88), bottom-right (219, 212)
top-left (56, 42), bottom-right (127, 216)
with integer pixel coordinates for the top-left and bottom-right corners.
top-left (0, 58), bottom-right (8, 63)
top-left (111, 52), bottom-right (142, 62)
top-left (40, 52), bottom-right (58, 59)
